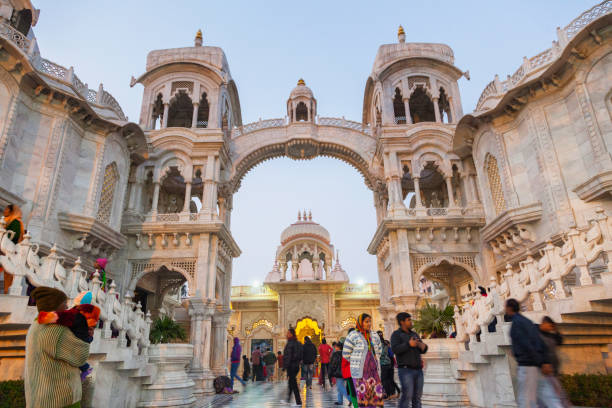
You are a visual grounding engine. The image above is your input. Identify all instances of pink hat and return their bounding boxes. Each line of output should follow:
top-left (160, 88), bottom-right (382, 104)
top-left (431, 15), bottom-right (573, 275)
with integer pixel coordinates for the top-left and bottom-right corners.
top-left (96, 258), bottom-right (108, 269)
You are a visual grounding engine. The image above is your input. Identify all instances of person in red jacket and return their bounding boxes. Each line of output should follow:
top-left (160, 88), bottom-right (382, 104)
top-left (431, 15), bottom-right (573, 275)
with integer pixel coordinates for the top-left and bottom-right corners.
top-left (318, 337), bottom-right (334, 389)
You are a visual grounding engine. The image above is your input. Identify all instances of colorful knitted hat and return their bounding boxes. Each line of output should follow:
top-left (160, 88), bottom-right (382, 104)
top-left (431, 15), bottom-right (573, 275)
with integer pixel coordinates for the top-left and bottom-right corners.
top-left (73, 291), bottom-right (93, 306)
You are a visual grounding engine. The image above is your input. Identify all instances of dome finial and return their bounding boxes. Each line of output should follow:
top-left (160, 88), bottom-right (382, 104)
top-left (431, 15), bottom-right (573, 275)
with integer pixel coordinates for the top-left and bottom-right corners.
top-left (195, 29), bottom-right (203, 47)
top-left (297, 78), bottom-right (305, 86)
top-left (297, 211), bottom-right (302, 221)
top-left (308, 210), bottom-right (312, 221)
top-left (398, 25), bottom-right (406, 43)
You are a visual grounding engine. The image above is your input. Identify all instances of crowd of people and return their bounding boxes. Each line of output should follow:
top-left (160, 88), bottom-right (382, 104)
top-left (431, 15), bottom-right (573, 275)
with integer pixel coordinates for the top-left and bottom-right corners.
top-left (230, 302), bottom-right (569, 408)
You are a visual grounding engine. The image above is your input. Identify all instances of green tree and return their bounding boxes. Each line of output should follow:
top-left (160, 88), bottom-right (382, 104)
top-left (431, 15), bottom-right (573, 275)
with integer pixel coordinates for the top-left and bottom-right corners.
top-left (413, 302), bottom-right (455, 338)
top-left (149, 315), bottom-right (187, 344)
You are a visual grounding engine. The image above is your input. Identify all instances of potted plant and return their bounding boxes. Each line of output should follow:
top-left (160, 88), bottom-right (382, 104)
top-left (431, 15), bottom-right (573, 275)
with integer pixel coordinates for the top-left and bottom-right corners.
top-left (413, 302), bottom-right (455, 338)
top-left (149, 315), bottom-right (187, 344)
top-left (139, 316), bottom-right (195, 408)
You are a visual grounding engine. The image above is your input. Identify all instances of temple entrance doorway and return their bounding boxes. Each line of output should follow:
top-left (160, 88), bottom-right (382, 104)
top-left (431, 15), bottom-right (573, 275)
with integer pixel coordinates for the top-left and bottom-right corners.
top-left (295, 317), bottom-right (323, 348)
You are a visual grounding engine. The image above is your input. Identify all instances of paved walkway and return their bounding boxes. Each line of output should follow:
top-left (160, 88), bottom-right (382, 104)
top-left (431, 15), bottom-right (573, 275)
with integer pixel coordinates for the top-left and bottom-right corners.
top-left (197, 380), bottom-right (404, 407)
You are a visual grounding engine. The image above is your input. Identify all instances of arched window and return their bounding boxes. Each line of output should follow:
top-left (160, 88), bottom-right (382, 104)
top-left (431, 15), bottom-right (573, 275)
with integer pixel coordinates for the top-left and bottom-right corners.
top-left (438, 87), bottom-right (452, 123)
top-left (485, 154), bottom-right (507, 215)
top-left (167, 91), bottom-right (193, 128)
top-left (295, 102), bottom-right (308, 121)
top-left (151, 93), bottom-right (163, 130)
top-left (409, 86), bottom-right (435, 123)
top-left (96, 162), bottom-right (119, 225)
top-left (197, 92), bottom-right (209, 128)
top-left (393, 88), bottom-right (406, 124)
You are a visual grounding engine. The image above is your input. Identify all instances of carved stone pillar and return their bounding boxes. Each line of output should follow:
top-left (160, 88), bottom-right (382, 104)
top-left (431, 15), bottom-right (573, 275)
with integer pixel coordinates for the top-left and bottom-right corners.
top-left (191, 102), bottom-right (200, 128)
top-left (433, 97), bottom-right (441, 123)
top-left (150, 181), bottom-right (160, 215)
top-left (445, 176), bottom-right (456, 207)
top-left (200, 155), bottom-right (218, 219)
top-left (403, 98), bottom-right (412, 124)
top-left (162, 103), bottom-right (169, 128)
top-left (211, 311), bottom-right (231, 375)
top-left (413, 177), bottom-right (423, 208)
top-left (188, 299), bottom-right (215, 396)
top-left (183, 181), bottom-right (192, 213)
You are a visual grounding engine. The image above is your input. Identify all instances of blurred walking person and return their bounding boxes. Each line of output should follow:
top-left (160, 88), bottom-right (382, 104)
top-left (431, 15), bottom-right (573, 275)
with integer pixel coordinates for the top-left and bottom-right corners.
top-left (302, 336), bottom-right (317, 389)
top-left (539, 316), bottom-right (571, 407)
top-left (506, 299), bottom-right (564, 408)
top-left (318, 337), bottom-right (334, 389)
top-left (283, 329), bottom-right (303, 406)
top-left (230, 337), bottom-right (246, 389)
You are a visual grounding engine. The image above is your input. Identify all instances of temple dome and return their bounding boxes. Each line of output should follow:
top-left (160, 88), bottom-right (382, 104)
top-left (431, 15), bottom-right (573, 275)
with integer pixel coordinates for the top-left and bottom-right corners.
top-left (280, 211), bottom-right (330, 244)
top-left (289, 78), bottom-right (314, 99)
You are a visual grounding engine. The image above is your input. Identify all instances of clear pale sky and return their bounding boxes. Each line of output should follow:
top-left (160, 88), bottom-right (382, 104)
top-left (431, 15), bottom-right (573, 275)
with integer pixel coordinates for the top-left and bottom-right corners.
top-left (35, 1), bottom-right (594, 285)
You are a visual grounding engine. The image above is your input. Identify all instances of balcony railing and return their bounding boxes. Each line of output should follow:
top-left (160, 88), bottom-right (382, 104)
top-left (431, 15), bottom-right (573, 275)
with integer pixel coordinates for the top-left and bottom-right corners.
top-left (393, 116), bottom-right (407, 125)
top-left (427, 208), bottom-right (448, 216)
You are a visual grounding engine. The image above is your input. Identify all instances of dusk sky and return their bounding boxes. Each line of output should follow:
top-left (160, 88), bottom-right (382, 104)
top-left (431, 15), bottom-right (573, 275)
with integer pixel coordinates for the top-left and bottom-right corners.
top-left (35, 1), bottom-right (594, 285)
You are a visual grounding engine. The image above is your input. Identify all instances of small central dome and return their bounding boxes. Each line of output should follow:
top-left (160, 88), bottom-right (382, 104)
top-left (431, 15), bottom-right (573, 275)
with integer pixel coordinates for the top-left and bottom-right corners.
top-left (280, 211), bottom-right (330, 244)
top-left (289, 78), bottom-right (314, 99)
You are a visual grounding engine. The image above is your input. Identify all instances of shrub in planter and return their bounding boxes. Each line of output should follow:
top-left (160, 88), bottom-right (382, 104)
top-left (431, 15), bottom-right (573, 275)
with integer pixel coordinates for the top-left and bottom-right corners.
top-left (0, 380), bottom-right (25, 408)
top-left (413, 302), bottom-right (455, 338)
top-left (149, 315), bottom-right (187, 344)
top-left (559, 373), bottom-right (612, 408)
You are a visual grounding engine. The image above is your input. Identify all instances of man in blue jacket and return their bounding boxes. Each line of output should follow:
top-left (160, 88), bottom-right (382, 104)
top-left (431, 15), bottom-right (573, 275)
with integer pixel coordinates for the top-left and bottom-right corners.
top-left (505, 298), bottom-right (563, 408)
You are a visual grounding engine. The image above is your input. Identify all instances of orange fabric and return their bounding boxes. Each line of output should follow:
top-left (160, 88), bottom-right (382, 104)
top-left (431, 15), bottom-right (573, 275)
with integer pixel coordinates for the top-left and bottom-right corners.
top-left (3, 271), bottom-right (13, 293)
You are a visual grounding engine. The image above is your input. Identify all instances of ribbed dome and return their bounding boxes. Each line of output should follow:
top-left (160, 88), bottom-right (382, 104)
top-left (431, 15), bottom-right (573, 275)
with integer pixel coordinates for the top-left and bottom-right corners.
top-left (289, 78), bottom-right (314, 99)
top-left (280, 211), bottom-right (330, 244)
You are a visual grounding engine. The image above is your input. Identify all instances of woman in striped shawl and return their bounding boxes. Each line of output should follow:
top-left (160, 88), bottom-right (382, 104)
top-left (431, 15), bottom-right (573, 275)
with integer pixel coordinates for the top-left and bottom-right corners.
top-left (342, 313), bottom-right (384, 407)
top-left (25, 287), bottom-right (90, 408)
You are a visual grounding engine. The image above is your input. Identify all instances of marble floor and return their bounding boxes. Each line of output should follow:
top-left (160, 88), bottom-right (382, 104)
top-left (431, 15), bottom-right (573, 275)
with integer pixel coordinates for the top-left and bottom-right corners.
top-left (197, 380), bottom-right (404, 407)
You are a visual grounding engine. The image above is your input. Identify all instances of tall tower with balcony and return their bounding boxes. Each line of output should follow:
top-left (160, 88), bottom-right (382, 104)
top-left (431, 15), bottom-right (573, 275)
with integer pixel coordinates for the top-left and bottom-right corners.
top-left (365, 26), bottom-right (484, 327)
top-left (125, 30), bottom-right (243, 394)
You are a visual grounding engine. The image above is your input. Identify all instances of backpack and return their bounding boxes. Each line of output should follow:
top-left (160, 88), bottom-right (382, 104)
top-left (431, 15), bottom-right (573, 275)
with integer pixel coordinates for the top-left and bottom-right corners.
top-left (380, 344), bottom-right (392, 366)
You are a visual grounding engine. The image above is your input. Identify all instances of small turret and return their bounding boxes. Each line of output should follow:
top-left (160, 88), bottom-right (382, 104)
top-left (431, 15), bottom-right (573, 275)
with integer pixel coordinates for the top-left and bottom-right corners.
top-left (195, 29), bottom-right (203, 47)
top-left (398, 25), bottom-right (406, 43)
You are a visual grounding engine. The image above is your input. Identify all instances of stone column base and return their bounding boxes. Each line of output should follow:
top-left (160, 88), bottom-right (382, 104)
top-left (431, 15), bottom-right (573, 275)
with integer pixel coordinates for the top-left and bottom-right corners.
top-left (189, 369), bottom-right (216, 396)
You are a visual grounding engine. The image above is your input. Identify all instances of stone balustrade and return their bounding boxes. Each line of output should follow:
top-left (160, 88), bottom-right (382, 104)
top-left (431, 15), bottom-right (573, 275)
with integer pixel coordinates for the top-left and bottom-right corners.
top-left (0, 218), bottom-right (152, 355)
top-left (0, 21), bottom-right (127, 121)
top-left (455, 208), bottom-right (612, 342)
top-left (231, 115), bottom-right (372, 138)
top-left (475, 0), bottom-right (612, 112)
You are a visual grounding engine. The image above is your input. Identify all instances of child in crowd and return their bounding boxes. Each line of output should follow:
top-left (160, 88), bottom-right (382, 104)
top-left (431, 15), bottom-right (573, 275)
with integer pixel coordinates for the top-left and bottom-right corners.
top-left (37, 291), bottom-right (100, 380)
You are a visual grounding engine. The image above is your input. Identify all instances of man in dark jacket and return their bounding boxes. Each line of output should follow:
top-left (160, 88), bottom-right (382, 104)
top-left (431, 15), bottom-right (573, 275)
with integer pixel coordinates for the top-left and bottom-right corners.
top-left (506, 299), bottom-right (563, 408)
top-left (391, 312), bottom-right (428, 408)
top-left (283, 329), bottom-right (303, 405)
top-left (263, 348), bottom-right (278, 382)
top-left (301, 336), bottom-right (317, 389)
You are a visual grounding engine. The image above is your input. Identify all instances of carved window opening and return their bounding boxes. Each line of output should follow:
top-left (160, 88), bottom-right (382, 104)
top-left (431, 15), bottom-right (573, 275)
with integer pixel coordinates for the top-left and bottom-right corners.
top-left (167, 90), bottom-right (193, 128)
top-left (420, 162), bottom-right (448, 208)
top-left (401, 165), bottom-right (416, 206)
top-left (485, 154), bottom-right (506, 215)
top-left (190, 169), bottom-right (203, 213)
top-left (10, 8), bottom-right (32, 35)
top-left (151, 93), bottom-right (163, 130)
top-left (409, 86), bottom-right (435, 123)
top-left (197, 92), bottom-right (209, 128)
top-left (451, 164), bottom-right (463, 207)
top-left (158, 167), bottom-right (185, 214)
top-left (296, 102), bottom-right (308, 121)
top-left (142, 169), bottom-right (154, 213)
top-left (438, 87), bottom-right (452, 123)
top-left (96, 162), bottom-right (119, 225)
top-left (393, 88), bottom-right (406, 124)
top-left (222, 101), bottom-right (230, 132)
